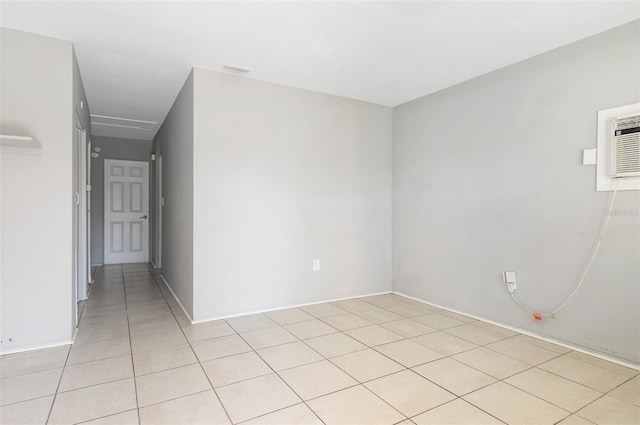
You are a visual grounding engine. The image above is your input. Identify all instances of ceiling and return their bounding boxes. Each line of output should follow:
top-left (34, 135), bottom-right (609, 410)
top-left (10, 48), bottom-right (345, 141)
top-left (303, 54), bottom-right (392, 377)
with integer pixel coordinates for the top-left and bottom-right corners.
top-left (1, 1), bottom-right (638, 141)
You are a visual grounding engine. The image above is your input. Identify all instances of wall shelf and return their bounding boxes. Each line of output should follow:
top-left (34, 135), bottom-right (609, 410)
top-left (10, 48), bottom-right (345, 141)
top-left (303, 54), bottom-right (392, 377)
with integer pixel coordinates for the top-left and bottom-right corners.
top-left (0, 135), bottom-right (42, 155)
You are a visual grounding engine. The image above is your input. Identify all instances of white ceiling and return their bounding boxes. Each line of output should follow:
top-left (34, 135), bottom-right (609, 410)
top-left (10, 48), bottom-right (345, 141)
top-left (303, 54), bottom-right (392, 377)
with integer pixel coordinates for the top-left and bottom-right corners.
top-left (1, 1), bottom-right (638, 141)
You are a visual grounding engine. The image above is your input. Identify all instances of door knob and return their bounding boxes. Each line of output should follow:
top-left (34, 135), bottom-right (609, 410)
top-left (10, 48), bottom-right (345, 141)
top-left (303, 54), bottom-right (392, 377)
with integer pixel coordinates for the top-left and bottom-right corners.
top-left (140, 215), bottom-right (148, 219)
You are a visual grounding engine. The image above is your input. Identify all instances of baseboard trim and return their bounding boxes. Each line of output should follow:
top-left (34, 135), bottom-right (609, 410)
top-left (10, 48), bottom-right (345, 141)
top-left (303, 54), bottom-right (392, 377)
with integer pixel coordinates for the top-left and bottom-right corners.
top-left (190, 290), bottom-right (393, 325)
top-left (0, 339), bottom-right (74, 356)
top-left (393, 291), bottom-right (640, 371)
top-left (158, 274), bottom-right (194, 323)
top-left (91, 263), bottom-right (103, 267)
top-left (150, 261), bottom-right (161, 270)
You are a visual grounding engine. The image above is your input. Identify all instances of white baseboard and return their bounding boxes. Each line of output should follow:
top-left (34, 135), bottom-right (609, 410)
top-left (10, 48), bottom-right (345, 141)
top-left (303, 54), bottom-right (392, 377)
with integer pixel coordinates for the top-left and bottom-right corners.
top-left (190, 289), bottom-right (393, 325)
top-left (150, 261), bottom-right (161, 270)
top-left (158, 274), bottom-right (194, 323)
top-left (91, 263), bottom-right (103, 267)
top-left (393, 291), bottom-right (640, 371)
top-left (0, 339), bottom-right (74, 356)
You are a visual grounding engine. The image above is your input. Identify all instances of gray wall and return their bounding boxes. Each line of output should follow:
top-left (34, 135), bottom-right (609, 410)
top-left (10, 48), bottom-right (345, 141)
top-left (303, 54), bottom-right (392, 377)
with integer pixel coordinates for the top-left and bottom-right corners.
top-left (192, 69), bottom-right (392, 321)
top-left (73, 51), bottom-right (91, 136)
top-left (90, 136), bottom-right (152, 265)
top-left (1, 29), bottom-right (76, 352)
top-left (392, 21), bottom-right (640, 362)
top-left (152, 71), bottom-right (194, 317)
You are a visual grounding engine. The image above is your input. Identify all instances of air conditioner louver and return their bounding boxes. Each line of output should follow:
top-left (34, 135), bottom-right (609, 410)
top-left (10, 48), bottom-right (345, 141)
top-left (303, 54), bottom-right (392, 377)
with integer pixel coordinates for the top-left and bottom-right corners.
top-left (612, 114), bottom-right (640, 178)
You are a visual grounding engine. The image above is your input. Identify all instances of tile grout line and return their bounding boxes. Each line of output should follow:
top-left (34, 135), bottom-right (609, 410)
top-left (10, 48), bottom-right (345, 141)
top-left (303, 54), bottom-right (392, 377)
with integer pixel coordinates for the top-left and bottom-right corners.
top-left (386, 348), bottom-right (512, 425)
top-left (342, 330), bottom-right (503, 422)
top-left (534, 353), bottom-right (638, 391)
top-left (144, 263), bottom-right (235, 425)
top-left (232, 402), bottom-right (323, 425)
top-left (40, 268), bottom-right (101, 425)
top-left (248, 307), bottom-right (451, 423)
top-left (0, 276), bottom-right (120, 410)
top-left (17, 277), bottom-right (635, 425)
top-left (0, 354), bottom-right (75, 380)
top-left (231, 307), bottom-right (634, 420)
top-left (187, 299), bottom-right (616, 423)
top-left (120, 263), bottom-right (145, 425)
top-left (44, 348), bottom-right (70, 425)
top-left (43, 274), bottom-right (96, 424)
top-left (326, 336), bottom-right (457, 421)
top-left (369, 306), bottom-right (640, 419)
top-left (73, 408), bottom-right (139, 425)
top-left (333, 304), bottom-right (578, 423)
top-left (298, 322), bottom-right (466, 423)
top-left (232, 325), bottom-right (329, 425)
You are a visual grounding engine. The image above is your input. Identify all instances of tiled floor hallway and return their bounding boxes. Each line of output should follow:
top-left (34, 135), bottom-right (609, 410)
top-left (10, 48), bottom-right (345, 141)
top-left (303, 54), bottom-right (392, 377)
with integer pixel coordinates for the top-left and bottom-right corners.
top-left (1, 263), bottom-right (639, 424)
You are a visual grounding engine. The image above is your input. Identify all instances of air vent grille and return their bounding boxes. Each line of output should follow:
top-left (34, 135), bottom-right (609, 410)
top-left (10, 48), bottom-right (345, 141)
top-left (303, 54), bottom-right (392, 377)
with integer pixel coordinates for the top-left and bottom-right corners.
top-left (612, 114), bottom-right (640, 177)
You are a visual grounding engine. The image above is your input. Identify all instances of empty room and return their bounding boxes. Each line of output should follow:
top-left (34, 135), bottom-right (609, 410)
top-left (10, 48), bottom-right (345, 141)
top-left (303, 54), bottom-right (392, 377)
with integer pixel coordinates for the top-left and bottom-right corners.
top-left (0, 1), bottom-right (639, 424)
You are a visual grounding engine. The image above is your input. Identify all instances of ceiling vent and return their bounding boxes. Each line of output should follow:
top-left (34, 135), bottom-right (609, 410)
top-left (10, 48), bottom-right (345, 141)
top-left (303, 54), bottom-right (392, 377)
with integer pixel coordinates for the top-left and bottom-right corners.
top-left (90, 114), bottom-right (156, 132)
top-left (611, 114), bottom-right (640, 178)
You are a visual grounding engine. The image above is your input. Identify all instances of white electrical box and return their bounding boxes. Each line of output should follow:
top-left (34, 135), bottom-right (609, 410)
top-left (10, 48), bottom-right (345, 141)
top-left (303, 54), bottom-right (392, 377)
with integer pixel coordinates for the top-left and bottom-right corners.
top-left (503, 271), bottom-right (517, 293)
top-left (582, 148), bottom-right (597, 165)
top-left (503, 271), bottom-right (517, 283)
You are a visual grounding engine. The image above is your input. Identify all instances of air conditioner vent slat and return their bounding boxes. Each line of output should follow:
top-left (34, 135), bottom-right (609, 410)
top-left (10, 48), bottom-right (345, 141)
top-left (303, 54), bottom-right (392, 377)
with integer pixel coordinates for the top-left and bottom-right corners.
top-left (612, 115), bottom-right (640, 178)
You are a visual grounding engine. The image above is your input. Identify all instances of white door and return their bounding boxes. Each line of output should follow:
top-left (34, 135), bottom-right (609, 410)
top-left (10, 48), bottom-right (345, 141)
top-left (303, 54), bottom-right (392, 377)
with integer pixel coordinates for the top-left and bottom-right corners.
top-left (104, 159), bottom-right (149, 264)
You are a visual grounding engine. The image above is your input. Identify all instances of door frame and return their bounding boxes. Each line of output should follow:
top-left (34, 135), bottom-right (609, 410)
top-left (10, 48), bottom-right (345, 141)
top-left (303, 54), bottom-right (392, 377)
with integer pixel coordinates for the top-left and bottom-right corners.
top-left (154, 154), bottom-right (163, 268)
top-left (104, 159), bottom-right (150, 264)
top-left (87, 138), bottom-right (93, 284)
top-left (73, 122), bottom-right (90, 326)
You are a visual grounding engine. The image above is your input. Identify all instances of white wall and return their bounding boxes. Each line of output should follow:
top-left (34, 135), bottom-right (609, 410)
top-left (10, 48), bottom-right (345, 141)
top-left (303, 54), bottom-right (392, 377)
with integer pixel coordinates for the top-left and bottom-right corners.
top-left (1, 29), bottom-right (81, 353)
top-left (192, 69), bottom-right (392, 321)
top-left (152, 71), bottom-right (194, 318)
top-left (392, 21), bottom-right (640, 363)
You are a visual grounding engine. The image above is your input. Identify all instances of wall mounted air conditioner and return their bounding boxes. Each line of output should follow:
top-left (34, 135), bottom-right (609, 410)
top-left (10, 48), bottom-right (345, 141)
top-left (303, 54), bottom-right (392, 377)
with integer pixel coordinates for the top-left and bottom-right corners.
top-left (596, 103), bottom-right (640, 191)
top-left (611, 113), bottom-right (640, 178)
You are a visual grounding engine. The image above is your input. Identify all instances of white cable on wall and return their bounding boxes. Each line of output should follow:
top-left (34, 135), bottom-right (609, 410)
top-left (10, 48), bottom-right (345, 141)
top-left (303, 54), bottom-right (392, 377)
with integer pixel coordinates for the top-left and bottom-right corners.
top-left (510, 179), bottom-right (620, 320)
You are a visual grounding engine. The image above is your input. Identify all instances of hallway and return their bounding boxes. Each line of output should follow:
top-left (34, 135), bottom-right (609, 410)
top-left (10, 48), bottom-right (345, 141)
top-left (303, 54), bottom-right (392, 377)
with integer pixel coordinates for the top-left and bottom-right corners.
top-left (1, 264), bottom-right (639, 424)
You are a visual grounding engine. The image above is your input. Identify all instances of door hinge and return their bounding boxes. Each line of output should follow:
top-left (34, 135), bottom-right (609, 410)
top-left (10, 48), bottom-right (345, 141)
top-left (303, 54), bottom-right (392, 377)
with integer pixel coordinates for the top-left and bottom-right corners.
top-left (86, 184), bottom-right (92, 192)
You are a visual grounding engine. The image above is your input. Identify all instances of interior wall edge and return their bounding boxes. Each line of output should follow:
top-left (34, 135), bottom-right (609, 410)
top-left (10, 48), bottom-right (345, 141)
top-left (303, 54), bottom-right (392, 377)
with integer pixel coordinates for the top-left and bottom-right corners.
top-left (0, 339), bottom-right (73, 356)
top-left (189, 290), bottom-right (393, 326)
top-left (159, 274), bottom-right (194, 323)
top-left (393, 290), bottom-right (640, 370)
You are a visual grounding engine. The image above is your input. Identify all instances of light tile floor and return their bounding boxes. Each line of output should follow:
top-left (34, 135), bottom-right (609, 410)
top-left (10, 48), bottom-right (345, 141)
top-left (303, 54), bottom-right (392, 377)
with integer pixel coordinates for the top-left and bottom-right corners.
top-left (1, 263), bottom-right (639, 425)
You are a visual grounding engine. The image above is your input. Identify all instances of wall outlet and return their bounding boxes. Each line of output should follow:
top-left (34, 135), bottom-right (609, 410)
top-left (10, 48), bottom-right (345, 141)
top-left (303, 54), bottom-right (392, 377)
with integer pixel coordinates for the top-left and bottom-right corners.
top-left (503, 271), bottom-right (517, 283)
top-left (503, 271), bottom-right (517, 292)
top-left (313, 259), bottom-right (320, 271)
